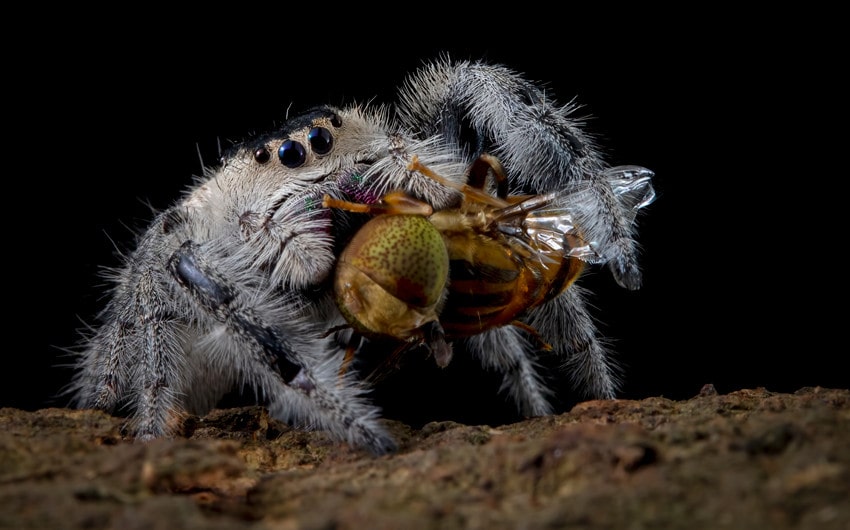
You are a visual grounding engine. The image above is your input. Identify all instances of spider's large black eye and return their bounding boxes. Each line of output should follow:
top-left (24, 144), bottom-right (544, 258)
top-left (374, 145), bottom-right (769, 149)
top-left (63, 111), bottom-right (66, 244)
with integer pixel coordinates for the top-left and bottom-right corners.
top-left (308, 127), bottom-right (333, 155)
top-left (278, 140), bottom-right (307, 168)
top-left (254, 146), bottom-right (271, 164)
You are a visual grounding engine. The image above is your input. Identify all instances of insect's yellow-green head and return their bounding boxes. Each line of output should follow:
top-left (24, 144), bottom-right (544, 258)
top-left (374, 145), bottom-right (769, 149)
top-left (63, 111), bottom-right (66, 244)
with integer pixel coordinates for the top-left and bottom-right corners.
top-left (334, 214), bottom-right (449, 339)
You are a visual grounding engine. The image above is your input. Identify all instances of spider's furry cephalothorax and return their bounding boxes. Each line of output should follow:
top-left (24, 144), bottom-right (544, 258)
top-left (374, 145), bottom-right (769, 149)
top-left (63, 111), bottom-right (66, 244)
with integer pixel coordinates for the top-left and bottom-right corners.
top-left (68, 56), bottom-right (655, 455)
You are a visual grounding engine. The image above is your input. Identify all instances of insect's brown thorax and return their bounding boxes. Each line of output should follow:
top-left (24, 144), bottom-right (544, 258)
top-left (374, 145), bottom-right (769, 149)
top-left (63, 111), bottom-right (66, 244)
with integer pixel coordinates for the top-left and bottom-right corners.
top-left (434, 208), bottom-right (585, 340)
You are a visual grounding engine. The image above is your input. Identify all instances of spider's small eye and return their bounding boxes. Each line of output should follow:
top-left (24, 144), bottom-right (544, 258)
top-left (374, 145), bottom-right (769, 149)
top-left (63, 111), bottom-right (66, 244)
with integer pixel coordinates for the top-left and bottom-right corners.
top-left (308, 127), bottom-right (333, 155)
top-left (278, 140), bottom-right (307, 168)
top-left (330, 113), bottom-right (342, 128)
top-left (254, 146), bottom-right (271, 164)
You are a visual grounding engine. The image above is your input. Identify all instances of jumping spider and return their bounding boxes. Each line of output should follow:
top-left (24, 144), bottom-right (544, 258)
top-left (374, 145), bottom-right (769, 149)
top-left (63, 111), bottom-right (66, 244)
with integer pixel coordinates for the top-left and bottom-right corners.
top-left (67, 56), bottom-right (655, 454)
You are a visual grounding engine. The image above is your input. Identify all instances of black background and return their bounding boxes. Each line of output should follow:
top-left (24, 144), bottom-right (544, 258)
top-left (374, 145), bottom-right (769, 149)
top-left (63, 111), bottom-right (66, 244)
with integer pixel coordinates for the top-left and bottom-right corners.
top-left (6, 12), bottom-right (844, 427)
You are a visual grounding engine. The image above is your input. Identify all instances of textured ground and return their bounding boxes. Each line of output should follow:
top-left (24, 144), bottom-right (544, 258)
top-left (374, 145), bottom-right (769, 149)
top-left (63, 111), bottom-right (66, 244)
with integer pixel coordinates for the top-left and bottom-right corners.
top-left (1, 386), bottom-right (848, 530)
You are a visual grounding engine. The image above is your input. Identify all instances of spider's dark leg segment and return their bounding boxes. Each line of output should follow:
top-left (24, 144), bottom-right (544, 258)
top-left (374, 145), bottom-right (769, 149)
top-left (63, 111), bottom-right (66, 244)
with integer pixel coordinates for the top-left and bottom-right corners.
top-left (168, 240), bottom-right (303, 384)
top-left (167, 240), bottom-right (396, 455)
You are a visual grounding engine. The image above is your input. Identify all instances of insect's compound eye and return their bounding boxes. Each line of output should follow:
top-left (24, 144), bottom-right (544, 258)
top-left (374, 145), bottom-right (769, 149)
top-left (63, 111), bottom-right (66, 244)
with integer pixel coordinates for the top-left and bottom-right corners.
top-left (278, 140), bottom-right (307, 168)
top-left (254, 146), bottom-right (271, 164)
top-left (308, 127), bottom-right (333, 155)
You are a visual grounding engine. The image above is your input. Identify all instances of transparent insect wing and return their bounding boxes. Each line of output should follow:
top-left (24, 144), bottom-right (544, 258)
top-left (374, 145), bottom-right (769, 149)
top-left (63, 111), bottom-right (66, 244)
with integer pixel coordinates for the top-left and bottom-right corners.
top-left (525, 166), bottom-right (656, 264)
top-left (603, 165), bottom-right (657, 224)
top-left (522, 211), bottom-right (604, 264)
top-left (486, 164), bottom-right (656, 272)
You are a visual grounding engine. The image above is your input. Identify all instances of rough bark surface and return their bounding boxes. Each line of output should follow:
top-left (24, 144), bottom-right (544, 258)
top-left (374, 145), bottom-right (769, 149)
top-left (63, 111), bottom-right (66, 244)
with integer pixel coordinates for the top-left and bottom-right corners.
top-left (1, 386), bottom-right (848, 529)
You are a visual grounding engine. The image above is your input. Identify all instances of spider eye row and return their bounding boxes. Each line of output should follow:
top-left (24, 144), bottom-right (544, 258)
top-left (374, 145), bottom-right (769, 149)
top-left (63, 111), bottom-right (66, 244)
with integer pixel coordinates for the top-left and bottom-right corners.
top-left (253, 113), bottom-right (341, 168)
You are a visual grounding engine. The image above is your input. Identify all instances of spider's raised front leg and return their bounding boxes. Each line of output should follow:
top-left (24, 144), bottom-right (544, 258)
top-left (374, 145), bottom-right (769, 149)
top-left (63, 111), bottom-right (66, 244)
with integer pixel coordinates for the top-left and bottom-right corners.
top-left (395, 56), bottom-right (650, 290)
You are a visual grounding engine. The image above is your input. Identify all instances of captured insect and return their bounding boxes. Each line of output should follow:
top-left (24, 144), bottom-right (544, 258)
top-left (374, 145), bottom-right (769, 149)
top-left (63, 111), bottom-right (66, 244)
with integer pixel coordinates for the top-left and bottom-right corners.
top-left (323, 184), bottom-right (454, 369)
top-left (324, 154), bottom-right (655, 376)
top-left (66, 56), bottom-right (655, 455)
